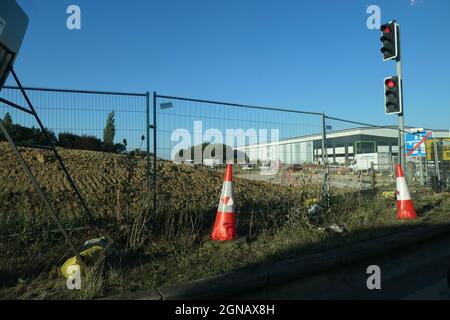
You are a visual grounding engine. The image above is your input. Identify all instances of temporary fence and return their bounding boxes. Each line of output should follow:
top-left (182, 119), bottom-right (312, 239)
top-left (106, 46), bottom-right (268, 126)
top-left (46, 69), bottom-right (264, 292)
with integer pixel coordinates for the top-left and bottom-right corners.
top-left (0, 87), bottom-right (448, 238)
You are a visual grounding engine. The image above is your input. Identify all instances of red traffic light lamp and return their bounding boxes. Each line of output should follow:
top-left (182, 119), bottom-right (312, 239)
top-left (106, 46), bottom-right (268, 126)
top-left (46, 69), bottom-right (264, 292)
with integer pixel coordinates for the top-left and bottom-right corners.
top-left (380, 21), bottom-right (399, 61)
top-left (384, 76), bottom-right (402, 115)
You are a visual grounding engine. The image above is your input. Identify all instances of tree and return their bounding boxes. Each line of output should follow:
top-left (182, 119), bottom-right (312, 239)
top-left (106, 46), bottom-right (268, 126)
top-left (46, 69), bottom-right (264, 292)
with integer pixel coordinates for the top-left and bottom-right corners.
top-left (0, 113), bottom-right (13, 141)
top-left (103, 111), bottom-right (116, 146)
top-left (112, 143), bottom-right (126, 153)
top-left (0, 112), bottom-right (57, 146)
top-left (58, 131), bottom-right (126, 153)
top-left (3, 112), bottom-right (13, 127)
top-left (177, 142), bottom-right (248, 164)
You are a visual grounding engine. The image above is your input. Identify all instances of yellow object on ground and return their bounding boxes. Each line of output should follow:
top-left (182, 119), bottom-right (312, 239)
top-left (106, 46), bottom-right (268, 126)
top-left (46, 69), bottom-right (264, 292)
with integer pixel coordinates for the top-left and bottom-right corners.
top-left (382, 191), bottom-right (396, 200)
top-left (305, 198), bottom-right (318, 207)
top-left (61, 256), bottom-right (83, 279)
top-left (60, 245), bottom-right (105, 279)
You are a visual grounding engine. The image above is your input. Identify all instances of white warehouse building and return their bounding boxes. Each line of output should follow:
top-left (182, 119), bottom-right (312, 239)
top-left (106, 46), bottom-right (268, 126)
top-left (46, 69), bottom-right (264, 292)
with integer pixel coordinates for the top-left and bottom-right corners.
top-left (235, 127), bottom-right (449, 165)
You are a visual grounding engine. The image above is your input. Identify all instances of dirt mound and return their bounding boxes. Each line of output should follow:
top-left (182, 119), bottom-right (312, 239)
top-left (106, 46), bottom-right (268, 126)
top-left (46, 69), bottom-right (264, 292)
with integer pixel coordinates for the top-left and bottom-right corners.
top-left (0, 142), bottom-right (301, 234)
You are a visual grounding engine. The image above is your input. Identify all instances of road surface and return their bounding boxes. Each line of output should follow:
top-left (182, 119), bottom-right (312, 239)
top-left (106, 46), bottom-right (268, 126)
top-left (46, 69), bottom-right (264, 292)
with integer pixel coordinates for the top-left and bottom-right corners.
top-left (239, 231), bottom-right (450, 300)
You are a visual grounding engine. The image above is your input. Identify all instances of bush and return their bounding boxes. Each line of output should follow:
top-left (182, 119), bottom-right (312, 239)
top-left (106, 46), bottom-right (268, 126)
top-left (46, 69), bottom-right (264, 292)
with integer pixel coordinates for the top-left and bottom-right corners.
top-left (57, 132), bottom-right (80, 149)
top-left (57, 132), bottom-right (126, 153)
top-left (58, 132), bottom-right (102, 151)
top-left (102, 143), bottom-right (126, 154)
top-left (1, 113), bottom-right (125, 154)
top-left (0, 122), bottom-right (57, 146)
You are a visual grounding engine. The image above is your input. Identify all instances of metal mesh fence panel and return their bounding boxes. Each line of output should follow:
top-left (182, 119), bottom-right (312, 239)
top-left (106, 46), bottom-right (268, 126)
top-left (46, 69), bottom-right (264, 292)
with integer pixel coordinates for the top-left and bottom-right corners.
top-left (0, 87), bottom-right (149, 152)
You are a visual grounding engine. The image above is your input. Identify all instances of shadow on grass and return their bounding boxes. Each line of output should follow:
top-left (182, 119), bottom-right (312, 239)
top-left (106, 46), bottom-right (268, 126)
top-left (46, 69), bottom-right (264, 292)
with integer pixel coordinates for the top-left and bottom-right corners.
top-left (0, 188), bottom-right (448, 299)
top-left (155, 220), bottom-right (450, 300)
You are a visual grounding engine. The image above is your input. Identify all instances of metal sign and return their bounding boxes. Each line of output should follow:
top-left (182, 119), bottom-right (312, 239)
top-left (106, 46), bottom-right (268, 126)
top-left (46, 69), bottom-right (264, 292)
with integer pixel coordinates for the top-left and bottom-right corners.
top-left (405, 131), bottom-right (433, 158)
top-left (426, 138), bottom-right (450, 161)
top-left (160, 102), bottom-right (173, 109)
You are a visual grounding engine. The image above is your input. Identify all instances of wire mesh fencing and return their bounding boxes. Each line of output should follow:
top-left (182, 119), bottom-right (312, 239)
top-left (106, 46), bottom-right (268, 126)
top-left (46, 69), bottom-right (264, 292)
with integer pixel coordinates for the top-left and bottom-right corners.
top-left (0, 86), bottom-right (448, 240)
top-left (152, 93), bottom-right (327, 238)
top-left (321, 116), bottom-right (399, 192)
top-left (0, 86), bottom-right (150, 153)
top-left (0, 86), bottom-right (153, 239)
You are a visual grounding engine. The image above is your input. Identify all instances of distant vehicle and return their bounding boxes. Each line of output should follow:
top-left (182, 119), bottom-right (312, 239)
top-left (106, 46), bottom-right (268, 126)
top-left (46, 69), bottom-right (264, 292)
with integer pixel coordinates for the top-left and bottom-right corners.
top-left (242, 164), bottom-right (255, 170)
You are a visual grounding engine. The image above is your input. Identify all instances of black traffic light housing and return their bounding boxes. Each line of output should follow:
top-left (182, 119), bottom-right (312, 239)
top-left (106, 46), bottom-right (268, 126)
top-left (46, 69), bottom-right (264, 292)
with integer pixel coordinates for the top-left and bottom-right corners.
top-left (384, 76), bottom-right (402, 115)
top-left (380, 21), bottom-right (399, 61)
top-left (0, 0), bottom-right (29, 90)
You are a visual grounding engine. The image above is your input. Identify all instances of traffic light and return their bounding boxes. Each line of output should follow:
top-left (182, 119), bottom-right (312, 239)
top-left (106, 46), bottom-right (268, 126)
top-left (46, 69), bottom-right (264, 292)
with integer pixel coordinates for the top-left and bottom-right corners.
top-left (0, 0), bottom-right (29, 90)
top-left (380, 21), bottom-right (399, 61)
top-left (384, 76), bottom-right (402, 114)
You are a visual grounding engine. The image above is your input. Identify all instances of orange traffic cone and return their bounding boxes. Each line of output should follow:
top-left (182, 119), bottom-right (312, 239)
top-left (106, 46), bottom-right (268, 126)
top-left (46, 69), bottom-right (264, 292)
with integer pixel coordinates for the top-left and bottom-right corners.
top-left (396, 164), bottom-right (417, 220)
top-left (211, 164), bottom-right (238, 241)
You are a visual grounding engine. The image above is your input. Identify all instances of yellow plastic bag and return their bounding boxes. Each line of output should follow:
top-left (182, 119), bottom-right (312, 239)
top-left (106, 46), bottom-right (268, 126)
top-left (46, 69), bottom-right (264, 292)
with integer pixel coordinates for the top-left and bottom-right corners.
top-left (61, 256), bottom-right (83, 279)
top-left (60, 245), bottom-right (104, 279)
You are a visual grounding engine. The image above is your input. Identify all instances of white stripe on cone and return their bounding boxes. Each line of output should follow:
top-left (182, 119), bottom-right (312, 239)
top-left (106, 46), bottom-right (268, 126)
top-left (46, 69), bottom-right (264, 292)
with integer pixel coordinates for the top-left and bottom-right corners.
top-left (218, 181), bottom-right (234, 213)
top-left (396, 177), bottom-right (412, 201)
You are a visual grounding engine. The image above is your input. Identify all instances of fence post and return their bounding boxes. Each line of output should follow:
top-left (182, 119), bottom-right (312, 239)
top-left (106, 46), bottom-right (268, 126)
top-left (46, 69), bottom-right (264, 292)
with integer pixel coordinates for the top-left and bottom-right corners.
top-left (153, 91), bottom-right (157, 213)
top-left (321, 113), bottom-right (330, 204)
top-left (419, 157), bottom-right (425, 185)
top-left (146, 92), bottom-right (150, 179)
top-left (433, 138), bottom-right (441, 186)
top-left (371, 162), bottom-right (376, 189)
top-left (321, 113), bottom-right (326, 166)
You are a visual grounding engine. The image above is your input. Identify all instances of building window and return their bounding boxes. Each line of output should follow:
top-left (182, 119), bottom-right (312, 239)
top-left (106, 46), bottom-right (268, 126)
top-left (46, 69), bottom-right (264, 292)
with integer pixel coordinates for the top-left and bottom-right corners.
top-left (354, 141), bottom-right (376, 155)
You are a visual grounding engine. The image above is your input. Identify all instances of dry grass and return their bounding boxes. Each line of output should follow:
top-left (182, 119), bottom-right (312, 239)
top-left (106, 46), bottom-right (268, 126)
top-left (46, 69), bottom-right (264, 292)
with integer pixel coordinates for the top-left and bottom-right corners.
top-left (78, 255), bottom-right (106, 300)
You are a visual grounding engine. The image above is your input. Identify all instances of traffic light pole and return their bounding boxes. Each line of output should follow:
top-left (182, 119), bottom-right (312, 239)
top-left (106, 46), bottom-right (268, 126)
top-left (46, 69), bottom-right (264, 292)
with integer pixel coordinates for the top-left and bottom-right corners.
top-left (397, 61), bottom-right (406, 175)
top-left (321, 113), bottom-right (330, 207)
top-left (381, 20), bottom-right (406, 176)
top-left (396, 25), bottom-right (407, 176)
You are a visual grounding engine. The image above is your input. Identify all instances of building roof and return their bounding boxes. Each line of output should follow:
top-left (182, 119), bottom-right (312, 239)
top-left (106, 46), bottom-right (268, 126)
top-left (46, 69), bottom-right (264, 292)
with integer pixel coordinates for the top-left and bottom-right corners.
top-left (235, 126), bottom-right (450, 150)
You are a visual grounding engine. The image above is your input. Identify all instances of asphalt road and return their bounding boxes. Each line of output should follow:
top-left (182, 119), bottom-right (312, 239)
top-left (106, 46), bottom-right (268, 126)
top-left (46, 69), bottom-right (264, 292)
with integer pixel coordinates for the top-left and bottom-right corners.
top-left (239, 232), bottom-right (450, 300)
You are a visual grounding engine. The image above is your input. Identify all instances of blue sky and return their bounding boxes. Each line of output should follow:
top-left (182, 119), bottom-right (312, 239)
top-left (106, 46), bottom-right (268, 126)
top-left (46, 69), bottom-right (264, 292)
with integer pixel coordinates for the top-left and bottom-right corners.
top-left (8, 0), bottom-right (450, 134)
